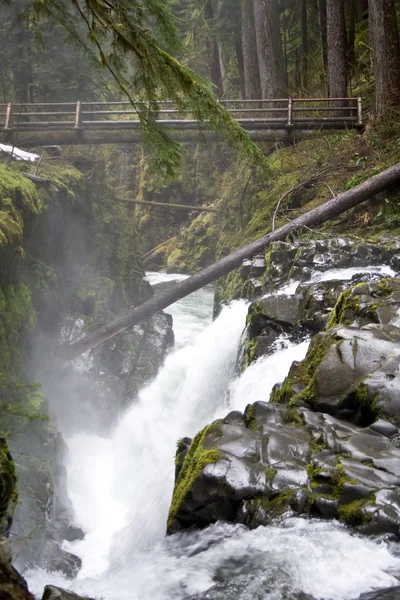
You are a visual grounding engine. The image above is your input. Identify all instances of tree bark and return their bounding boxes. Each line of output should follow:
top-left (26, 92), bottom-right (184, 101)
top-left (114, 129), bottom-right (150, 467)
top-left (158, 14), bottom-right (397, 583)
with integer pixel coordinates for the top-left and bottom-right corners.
top-left (301, 0), bottom-right (308, 89)
top-left (319, 0), bottom-right (328, 70)
top-left (253, 0), bottom-right (286, 98)
top-left (204, 1), bottom-right (224, 98)
top-left (58, 161), bottom-right (400, 361)
top-left (347, 0), bottom-right (357, 75)
top-left (11, 0), bottom-right (33, 103)
top-left (241, 0), bottom-right (261, 98)
top-left (327, 0), bottom-right (348, 99)
top-left (369, 0), bottom-right (400, 117)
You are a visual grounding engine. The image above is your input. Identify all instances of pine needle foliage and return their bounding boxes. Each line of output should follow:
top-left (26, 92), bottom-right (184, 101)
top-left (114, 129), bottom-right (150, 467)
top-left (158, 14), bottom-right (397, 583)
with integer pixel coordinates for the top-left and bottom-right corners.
top-left (5, 0), bottom-right (269, 179)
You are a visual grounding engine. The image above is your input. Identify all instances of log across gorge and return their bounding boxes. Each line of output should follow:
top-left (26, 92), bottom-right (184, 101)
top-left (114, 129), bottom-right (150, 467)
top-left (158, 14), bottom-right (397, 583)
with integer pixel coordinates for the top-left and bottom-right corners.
top-left (58, 161), bottom-right (400, 361)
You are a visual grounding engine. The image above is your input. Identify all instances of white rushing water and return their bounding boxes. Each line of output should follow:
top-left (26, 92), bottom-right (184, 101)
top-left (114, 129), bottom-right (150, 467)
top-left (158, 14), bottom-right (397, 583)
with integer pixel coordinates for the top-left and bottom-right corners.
top-left (26, 272), bottom-right (400, 600)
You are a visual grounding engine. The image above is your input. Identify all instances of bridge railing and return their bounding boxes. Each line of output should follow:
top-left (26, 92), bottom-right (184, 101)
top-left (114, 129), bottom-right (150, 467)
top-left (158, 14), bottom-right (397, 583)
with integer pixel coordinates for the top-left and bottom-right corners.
top-left (0, 98), bottom-right (363, 131)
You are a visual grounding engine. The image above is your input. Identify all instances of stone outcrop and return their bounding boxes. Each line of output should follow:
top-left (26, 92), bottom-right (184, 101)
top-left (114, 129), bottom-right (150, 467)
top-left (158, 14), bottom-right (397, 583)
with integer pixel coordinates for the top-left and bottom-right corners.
top-left (0, 441), bottom-right (35, 600)
top-left (167, 398), bottom-right (400, 535)
top-left (168, 253), bottom-right (400, 543)
top-left (42, 585), bottom-right (95, 600)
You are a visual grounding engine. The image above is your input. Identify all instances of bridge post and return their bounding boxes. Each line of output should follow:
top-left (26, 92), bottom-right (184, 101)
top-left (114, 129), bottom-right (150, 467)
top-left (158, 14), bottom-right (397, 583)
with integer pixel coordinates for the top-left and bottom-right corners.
top-left (5, 103), bottom-right (13, 130)
top-left (74, 101), bottom-right (82, 128)
top-left (287, 97), bottom-right (293, 127)
top-left (357, 97), bottom-right (362, 127)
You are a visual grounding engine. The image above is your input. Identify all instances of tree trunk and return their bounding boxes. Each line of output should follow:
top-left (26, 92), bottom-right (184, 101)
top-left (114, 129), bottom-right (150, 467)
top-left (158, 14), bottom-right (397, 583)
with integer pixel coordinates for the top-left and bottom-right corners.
top-left (235, 37), bottom-right (246, 98)
top-left (11, 0), bottom-right (33, 103)
top-left (369, 0), bottom-right (400, 117)
top-left (204, 1), bottom-right (224, 97)
top-left (58, 162), bottom-right (400, 361)
top-left (327, 0), bottom-right (347, 103)
top-left (301, 0), bottom-right (308, 89)
top-left (253, 0), bottom-right (286, 98)
top-left (347, 0), bottom-right (356, 76)
top-left (319, 0), bottom-right (328, 70)
top-left (241, 0), bottom-right (261, 98)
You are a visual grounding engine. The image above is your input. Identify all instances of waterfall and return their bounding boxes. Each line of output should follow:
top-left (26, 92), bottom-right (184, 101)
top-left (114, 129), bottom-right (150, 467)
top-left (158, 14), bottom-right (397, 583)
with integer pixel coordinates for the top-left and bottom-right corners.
top-left (26, 273), bottom-right (400, 600)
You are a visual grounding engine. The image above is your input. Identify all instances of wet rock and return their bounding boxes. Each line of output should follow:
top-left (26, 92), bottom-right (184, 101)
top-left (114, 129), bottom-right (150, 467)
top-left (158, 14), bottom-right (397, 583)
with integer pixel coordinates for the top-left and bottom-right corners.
top-left (272, 324), bottom-right (400, 427)
top-left (326, 278), bottom-right (400, 329)
top-left (42, 586), bottom-right (95, 600)
top-left (0, 443), bottom-right (35, 599)
top-left (261, 238), bottom-right (399, 294)
top-left (296, 280), bottom-right (350, 331)
top-left (167, 394), bottom-right (400, 537)
top-left (0, 540), bottom-right (35, 599)
top-left (45, 545), bottom-right (82, 578)
top-left (358, 587), bottom-right (400, 600)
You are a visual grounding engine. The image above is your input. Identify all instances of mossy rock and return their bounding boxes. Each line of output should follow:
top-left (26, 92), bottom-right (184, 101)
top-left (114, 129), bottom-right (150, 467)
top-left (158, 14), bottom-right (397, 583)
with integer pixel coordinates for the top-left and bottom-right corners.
top-left (0, 441), bottom-right (17, 537)
top-left (326, 277), bottom-right (400, 330)
top-left (271, 324), bottom-right (400, 427)
top-left (167, 421), bottom-right (222, 533)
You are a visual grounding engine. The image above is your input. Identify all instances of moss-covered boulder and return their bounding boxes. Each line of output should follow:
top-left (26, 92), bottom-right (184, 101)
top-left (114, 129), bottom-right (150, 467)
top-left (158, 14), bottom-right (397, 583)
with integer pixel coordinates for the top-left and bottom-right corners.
top-left (272, 324), bottom-right (400, 426)
top-left (0, 441), bottom-right (17, 538)
top-left (326, 277), bottom-right (400, 329)
top-left (167, 399), bottom-right (400, 537)
top-left (0, 441), bottom-right (35, 600)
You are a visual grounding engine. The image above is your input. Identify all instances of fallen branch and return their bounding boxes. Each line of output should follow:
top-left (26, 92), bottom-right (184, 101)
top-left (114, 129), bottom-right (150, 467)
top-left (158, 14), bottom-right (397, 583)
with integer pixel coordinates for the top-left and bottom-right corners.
top-left (20, 171), bottom-right (52, 184)
top-left (57, 161), bottom-right (400, 361)
top-left (117, 198), bottom-right (219, 213)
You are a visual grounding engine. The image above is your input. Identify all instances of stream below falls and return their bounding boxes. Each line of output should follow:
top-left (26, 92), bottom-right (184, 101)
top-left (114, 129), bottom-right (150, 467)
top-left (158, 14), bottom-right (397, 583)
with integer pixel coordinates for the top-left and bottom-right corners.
top-left (26, 270), bottom-right (400, 600)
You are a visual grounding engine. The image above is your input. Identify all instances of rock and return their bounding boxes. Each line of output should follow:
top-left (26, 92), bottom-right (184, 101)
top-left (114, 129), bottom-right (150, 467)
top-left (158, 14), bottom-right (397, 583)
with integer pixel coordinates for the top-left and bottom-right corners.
top-left (0, 440), bottom-right (17, 538)
top-left (45, 545), bottom-right (82, 578)
top-left (358, 587), bottom-right (400, 600)
top-left (325, 277), bottom-right (400, 330)
top-left (261, 239), bottom-right (399, 294)
top-left (0, 442), bottom-right (35, 599)
top-left (42, 586), bottom-right (95, 600)
top-left (272, 324), bottom-right (400, 427)
top-left (167, 395), bottom-right (400, 537)
top-left (239, 276), bottom-right (400, 370)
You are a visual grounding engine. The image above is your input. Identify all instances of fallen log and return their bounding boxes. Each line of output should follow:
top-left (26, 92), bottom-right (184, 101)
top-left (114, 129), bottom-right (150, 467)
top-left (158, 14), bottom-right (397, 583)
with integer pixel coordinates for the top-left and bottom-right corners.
top-left (20, 171), bottom-right (52, 184)
top-left (118, 198), bottom-right (220, 213)
top-left (58, 161), bottom-right (400, 361)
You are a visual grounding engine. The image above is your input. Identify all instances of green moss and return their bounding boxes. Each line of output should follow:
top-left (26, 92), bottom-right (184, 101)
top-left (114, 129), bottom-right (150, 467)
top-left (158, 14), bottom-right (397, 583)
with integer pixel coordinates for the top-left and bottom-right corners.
top-left (244, 404), bottom-right (258, 430)
top-left (330, 462), bottom-right (358, 499)
top-left (307, 463), bottom-right (323, 489)
top-left (265, 467), bottom-right (276, 482)
top-left (378, 279), bottom-right (393, 298)
top-left (167, 422), bottom-right (222, 528)
top-left (0, 441), bottom-right (17, 519)
top-left (326, 288), bottom-right (355, 329)
top-left (270, 333), bottom-right (332, 406)
top-left (242, 338), bottom-right (258, 371)
top-left (338, 494), bottom-right (375, 526)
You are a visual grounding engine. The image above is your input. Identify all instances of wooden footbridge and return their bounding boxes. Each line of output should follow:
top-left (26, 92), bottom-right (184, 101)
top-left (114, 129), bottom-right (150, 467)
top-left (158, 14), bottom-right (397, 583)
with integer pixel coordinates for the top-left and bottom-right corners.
top-left (0, 98), bottom-right (363, 146)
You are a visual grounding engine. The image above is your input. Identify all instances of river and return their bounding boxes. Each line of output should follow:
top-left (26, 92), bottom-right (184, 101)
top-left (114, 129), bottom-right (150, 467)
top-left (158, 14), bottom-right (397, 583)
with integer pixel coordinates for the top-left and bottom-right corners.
top-left (26, 270), bottom-right (400, 600)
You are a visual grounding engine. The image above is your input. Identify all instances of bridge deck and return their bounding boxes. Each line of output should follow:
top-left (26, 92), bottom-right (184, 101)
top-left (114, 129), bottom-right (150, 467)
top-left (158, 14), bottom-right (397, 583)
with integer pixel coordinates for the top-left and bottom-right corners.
top-left (0, 98), bottom-right (363, 146)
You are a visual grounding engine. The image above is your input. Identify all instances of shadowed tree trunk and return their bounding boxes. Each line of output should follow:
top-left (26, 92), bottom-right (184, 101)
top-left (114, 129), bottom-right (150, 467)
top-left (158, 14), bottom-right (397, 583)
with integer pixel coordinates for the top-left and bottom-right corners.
top-left (253, 0), bottom-right (286, 98)
top-left (11, 0), bottom-right (33, 103)
top-left (327, 0), bottom-right (347, 105)
top-left (58, 162), bottom-right (400, 362)
top-left (369, 0), bottom-right (400, 117)
top-left (204, 1), bottom-right (224, 97)
top-left (319, 0), bottom-right (328, 70)
top-left (241, 0), bottom-right (261, 98)
top-left (301, 0), bottom-right (308, 89)
top-left (347, 0), bottom-right (357, 77)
